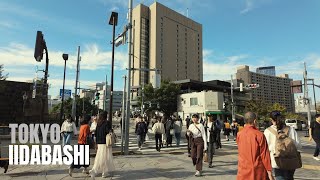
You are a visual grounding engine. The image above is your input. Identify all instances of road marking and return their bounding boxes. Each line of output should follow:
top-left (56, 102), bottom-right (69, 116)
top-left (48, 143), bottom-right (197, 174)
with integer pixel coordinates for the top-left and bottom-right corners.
top-left (302, 164), bottom-right (320, 170)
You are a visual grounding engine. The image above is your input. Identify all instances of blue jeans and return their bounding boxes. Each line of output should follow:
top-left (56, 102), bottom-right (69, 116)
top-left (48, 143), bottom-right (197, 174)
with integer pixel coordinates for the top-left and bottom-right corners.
top-left (273, 168), bottom-right (295, 180)
top-left (62, 132), bottom-right (72, 146)
top-left (175, 133), bottom-right (181, 146)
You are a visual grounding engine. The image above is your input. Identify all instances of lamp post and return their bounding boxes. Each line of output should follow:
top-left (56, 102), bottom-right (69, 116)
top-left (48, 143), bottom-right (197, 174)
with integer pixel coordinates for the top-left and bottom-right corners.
top-left (22, 92), bottom-right (28, 123)
top-left (60, 53), bottom-right (68, 124)
top-left (108, 11), bottom-right (118, 127)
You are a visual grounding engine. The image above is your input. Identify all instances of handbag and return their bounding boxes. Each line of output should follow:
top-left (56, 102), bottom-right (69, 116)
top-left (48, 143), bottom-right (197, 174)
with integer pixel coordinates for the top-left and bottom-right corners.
top-left (170, 129), bottom-right (174, 135)
top-left (203, 152), bottom-right (208, 162)
top-left (106, 132), bottom-right (115, 147)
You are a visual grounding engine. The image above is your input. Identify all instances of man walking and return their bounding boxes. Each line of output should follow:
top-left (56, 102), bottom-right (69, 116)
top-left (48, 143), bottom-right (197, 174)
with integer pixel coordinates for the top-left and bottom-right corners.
top-left (309, 114), bottom-right (320, 161)
top-left (206, 113), bottom-right (216, 168)
top-left (135, 117), bottom-right (147, 150)
top-left (237, 112), bottom-right (274, 180)
top-left (185, 115), bottom-right (192, 156)
top-left (212, 115), bottom-right (222, 149)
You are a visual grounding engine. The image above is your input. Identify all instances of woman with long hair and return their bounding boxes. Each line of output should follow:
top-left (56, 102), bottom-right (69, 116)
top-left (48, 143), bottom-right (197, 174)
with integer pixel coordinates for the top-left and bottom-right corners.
top-left (264, 111), bottom-right (301, 180)
top-left (89, 111), bottom-right (115, 178)
top-left (68, 115), bottom-right (91, 176)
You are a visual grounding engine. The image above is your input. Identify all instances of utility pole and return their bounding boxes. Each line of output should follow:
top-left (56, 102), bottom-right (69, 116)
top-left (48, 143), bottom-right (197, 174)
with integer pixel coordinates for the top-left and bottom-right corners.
top-left (121, 75), bottom-right (127, 154)
top-left (231, 75), bottom-right (235, 121)
top-left (125, 0), bottom-right (133, 155)
top-left (72, 46), bottom-right (81, 123)
top-left (304, 62), bottom-right (311, 130)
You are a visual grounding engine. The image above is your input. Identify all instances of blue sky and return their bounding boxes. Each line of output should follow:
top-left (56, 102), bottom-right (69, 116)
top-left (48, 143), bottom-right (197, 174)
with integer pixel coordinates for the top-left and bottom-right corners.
top-left (0, 0), bottom-right (320, 102)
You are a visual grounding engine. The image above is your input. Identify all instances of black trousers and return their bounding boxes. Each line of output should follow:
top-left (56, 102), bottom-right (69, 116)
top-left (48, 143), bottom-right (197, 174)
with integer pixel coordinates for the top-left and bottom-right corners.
top-left (155, 133), bottom-right (162, 150)
top-left (314, 139), bottom-right (320, 157)
top-left (207, 142), bottom-right (215, 165)
top-left (216, 130), bottom-right (221, 148)
top-left (186, 133), bottom-right (191, 154)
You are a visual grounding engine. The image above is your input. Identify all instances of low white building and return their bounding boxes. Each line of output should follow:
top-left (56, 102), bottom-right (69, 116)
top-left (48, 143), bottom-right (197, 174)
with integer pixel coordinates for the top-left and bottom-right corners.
top-left (177, 90), bottom-right (228, 121)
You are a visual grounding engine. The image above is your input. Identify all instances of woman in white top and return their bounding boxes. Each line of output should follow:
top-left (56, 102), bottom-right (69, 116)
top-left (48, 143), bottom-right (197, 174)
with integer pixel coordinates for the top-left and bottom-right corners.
top-left (61, 114), bottom-right (78, 146)
top-left (90, 116), bottom-right (97, 149)
top-left (152, 117), bottom-right (165, 152)
top-left (187, 114), bottom-right (207, 177)
top-left (264, 111), bottom-right (301, 180)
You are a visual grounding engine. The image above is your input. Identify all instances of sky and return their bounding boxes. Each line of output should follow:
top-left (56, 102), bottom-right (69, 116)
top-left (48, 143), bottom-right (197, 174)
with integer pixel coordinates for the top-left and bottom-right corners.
top-left (0, 0), bottom-right (320, 102)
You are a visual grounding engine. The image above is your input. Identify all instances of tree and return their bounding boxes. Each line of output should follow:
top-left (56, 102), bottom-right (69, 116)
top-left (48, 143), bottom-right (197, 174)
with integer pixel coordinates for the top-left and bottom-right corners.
top-left (268, 102), bottom-right (286, 115)
top-left (245, 99), bottom-right (270, 119)
top-left (0, 64), bottom-right (8, 80)
top-left (50, 97), bottom-right (98, 116)
top-left (142, 80), bottom-right (180, 116)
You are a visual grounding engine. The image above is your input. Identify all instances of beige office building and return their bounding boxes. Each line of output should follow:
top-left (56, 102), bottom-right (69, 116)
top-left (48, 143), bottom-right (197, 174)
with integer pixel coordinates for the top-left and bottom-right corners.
top-left (131, 2), bottom-right (203, 88)
top-left (236, 65), bottom-right (295, 112)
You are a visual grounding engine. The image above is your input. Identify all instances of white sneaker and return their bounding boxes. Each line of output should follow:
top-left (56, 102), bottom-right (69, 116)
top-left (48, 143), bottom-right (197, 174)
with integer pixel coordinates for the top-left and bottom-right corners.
top-left (195, 170), bottom-right (201, 177)
top-left (313, 156), bottom-right (320, 161)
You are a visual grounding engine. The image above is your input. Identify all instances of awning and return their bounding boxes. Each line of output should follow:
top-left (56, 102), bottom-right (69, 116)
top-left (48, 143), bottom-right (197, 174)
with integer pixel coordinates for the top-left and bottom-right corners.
top-left (205, 111), bottom-right (230, 115)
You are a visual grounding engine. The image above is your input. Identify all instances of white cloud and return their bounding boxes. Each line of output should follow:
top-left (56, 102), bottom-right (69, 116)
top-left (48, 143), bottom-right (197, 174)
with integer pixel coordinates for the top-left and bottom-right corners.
top-left (241, 0), bottom-right (254, 14)
top-left (0, 42), bottom-right (128, 70)
top-left (240, 0), bottom-right (272, 14)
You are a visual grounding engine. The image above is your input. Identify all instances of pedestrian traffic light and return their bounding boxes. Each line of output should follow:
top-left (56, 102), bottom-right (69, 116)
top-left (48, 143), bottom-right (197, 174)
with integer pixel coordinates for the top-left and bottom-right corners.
top-left (95, 92), bottom-right (100, 100)
top-left (34, 31), bottom-right (44, 62)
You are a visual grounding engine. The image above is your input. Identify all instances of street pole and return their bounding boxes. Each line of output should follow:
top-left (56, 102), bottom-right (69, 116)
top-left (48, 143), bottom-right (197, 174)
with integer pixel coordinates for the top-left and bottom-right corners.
top-left (72, 46), bottom-right (81, 124)
top-left (104, 74), bottom-right (107, 111)
top-left (312, 79), bottom-right (317, 113)
top-left (60, 54), bottom-right (68, 124)
top-left (108, 12), bottom-right (118, 127)
top-left (231, 75), bottom-right (235, 120)
top-left (121, 75), bottom-right (127, 154)
top-left (125, 0), bottom-right (133, 155)
top-left (141, 85), bottom-right (144, 115)
top-left (304, 62), bottom-right (311, 132)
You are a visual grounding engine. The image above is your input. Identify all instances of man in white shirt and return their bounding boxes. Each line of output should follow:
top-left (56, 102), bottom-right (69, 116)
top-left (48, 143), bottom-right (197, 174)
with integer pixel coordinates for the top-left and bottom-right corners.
top-left (187, 114), bottom-right (207, 177)
top-left (205, 113), bottom-right (216, 168)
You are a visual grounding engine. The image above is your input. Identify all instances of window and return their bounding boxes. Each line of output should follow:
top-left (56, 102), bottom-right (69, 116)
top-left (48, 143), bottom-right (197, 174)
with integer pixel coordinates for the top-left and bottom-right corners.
top-left (190, 97), bottom-right (198, 106)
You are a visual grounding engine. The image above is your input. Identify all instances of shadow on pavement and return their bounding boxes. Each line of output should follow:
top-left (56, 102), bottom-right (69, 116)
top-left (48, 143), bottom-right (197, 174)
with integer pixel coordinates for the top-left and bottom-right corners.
top-left (111, 167), bottom-right (193, 180)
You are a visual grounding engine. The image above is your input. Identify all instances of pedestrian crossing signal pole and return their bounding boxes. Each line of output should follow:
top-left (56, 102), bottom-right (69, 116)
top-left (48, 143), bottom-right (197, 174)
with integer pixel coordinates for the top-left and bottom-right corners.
top-left (304, 62), bottom-right (311, 137)
top-left (231, 75), bottom-right (235, 121)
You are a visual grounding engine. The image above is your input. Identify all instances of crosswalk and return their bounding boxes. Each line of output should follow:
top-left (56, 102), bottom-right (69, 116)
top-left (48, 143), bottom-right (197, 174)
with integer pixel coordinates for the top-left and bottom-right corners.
top-left (114, 131), bottom-right (317, 154)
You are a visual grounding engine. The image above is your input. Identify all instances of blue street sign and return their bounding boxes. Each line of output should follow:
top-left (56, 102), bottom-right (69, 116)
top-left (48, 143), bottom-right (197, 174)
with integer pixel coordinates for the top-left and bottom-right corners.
top-left (60, 89), bottom-right (72, 99)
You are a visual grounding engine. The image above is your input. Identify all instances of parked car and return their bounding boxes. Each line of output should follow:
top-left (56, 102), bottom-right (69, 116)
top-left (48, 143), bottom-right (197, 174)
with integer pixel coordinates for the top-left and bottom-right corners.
top-left (285, 119), bottom-right (302, 131)
top-left (299, 120), bottom-right (307, 129)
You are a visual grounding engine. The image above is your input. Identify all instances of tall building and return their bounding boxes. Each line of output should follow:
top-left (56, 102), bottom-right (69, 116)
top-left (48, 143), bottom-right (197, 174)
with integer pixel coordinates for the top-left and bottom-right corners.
top-left (131, 2), bottom-right (203, 88)
top-left (256, 66), bottom-right (276, 76)
top-left (236, 65), bottom-right (295, 112)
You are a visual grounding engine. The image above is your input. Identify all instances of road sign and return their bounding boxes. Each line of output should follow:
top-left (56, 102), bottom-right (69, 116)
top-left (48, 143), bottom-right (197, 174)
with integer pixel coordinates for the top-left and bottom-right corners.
top-left (60, 89), bottom-right (72, 99)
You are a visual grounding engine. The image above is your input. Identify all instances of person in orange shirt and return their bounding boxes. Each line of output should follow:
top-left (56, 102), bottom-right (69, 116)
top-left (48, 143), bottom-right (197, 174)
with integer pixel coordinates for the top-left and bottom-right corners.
top-left (237, 112), bottom-right (274, 180)
top-left (69, 115), bottom-right (91, 176)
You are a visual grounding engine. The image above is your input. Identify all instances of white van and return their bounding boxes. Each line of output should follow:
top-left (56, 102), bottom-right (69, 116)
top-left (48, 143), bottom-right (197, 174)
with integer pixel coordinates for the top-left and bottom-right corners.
top-left (285, 119), bottom-right (302, 131)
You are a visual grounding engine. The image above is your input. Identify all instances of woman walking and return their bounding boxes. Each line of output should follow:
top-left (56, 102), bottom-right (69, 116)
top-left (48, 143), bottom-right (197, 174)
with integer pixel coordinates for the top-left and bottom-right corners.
top-left (61, 114), bottom-right (78, 146)
top-left (264, 111), bottom-right (301, 180)
top-left (152, 117), bottom-right (165, 152)
top-left (187, 114), bottom-right (207, 177)
top-left (69, 115), bottom-right (91, 176)
top-left (90, 111), bottom-right (115, 178)
top-left (231, 119), bottom-right (239, 141)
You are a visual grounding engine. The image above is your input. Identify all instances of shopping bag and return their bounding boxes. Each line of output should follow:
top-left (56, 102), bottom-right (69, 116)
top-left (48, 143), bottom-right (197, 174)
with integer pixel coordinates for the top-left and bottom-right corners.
top-left (203, 152), bottom-right (208, 162)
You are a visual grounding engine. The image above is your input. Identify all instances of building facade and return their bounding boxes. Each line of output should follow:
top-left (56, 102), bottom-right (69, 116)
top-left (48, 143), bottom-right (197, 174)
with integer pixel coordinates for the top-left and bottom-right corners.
top-left (177, 91), bottom-right (225, 121)
top-left (132, 2), bottom-right (203, 88)
top-left (236, 65), bottom-right (295, 112)
top-left (256, 66), bottom-right (276, 76)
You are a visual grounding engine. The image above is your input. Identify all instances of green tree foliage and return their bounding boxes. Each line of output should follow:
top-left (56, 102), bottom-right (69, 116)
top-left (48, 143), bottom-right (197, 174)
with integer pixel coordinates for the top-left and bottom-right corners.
top-left (245, 99), bottom-right (270, 119)
top-left (268, 102), bottom-right (286, 114)
top-left (50, 97), bottom-right (98, 116)
top-left (142, 80), bottom-right (180, 116)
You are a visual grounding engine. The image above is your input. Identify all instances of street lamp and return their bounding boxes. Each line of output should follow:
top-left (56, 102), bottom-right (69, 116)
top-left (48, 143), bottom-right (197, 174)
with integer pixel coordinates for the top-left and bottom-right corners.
top-left (108, 11), bottom-right (118, 126)
top-left (60, 53), bottom-right (68, 124)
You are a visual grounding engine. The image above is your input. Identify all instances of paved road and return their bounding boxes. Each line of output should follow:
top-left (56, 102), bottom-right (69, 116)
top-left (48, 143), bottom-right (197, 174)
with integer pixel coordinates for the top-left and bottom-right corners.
top-left (0, 122), bottom-right (319, 179)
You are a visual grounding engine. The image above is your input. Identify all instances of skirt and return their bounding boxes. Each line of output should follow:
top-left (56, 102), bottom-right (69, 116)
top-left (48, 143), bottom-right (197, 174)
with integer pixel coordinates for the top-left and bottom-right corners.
top-left (91, 144), bottom-right (115, 174)
top-left (223, 129), bottom-right (231, 135)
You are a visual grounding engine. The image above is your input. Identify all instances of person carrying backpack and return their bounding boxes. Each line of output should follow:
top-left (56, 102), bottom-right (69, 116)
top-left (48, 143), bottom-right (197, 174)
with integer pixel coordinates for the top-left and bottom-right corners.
top-left (264, 111), bottom-right (302, 180)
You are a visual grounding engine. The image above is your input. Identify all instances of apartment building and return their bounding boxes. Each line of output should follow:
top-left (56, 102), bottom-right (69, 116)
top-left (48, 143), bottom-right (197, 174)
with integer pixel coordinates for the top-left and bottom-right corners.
top-left (131, 2), bottom-right (203, 88)
top-left (236, 65), bottom-right (295, 112)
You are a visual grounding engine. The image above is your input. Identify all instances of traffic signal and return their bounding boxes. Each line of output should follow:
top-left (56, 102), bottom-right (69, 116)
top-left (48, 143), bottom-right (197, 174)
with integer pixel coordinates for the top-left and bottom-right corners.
top-left (34, 31), bottom-right (44, 62)
top-left (245, 83), bottom-right (259, 89)
top-left (95, 92), bottom-right (100, 100)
